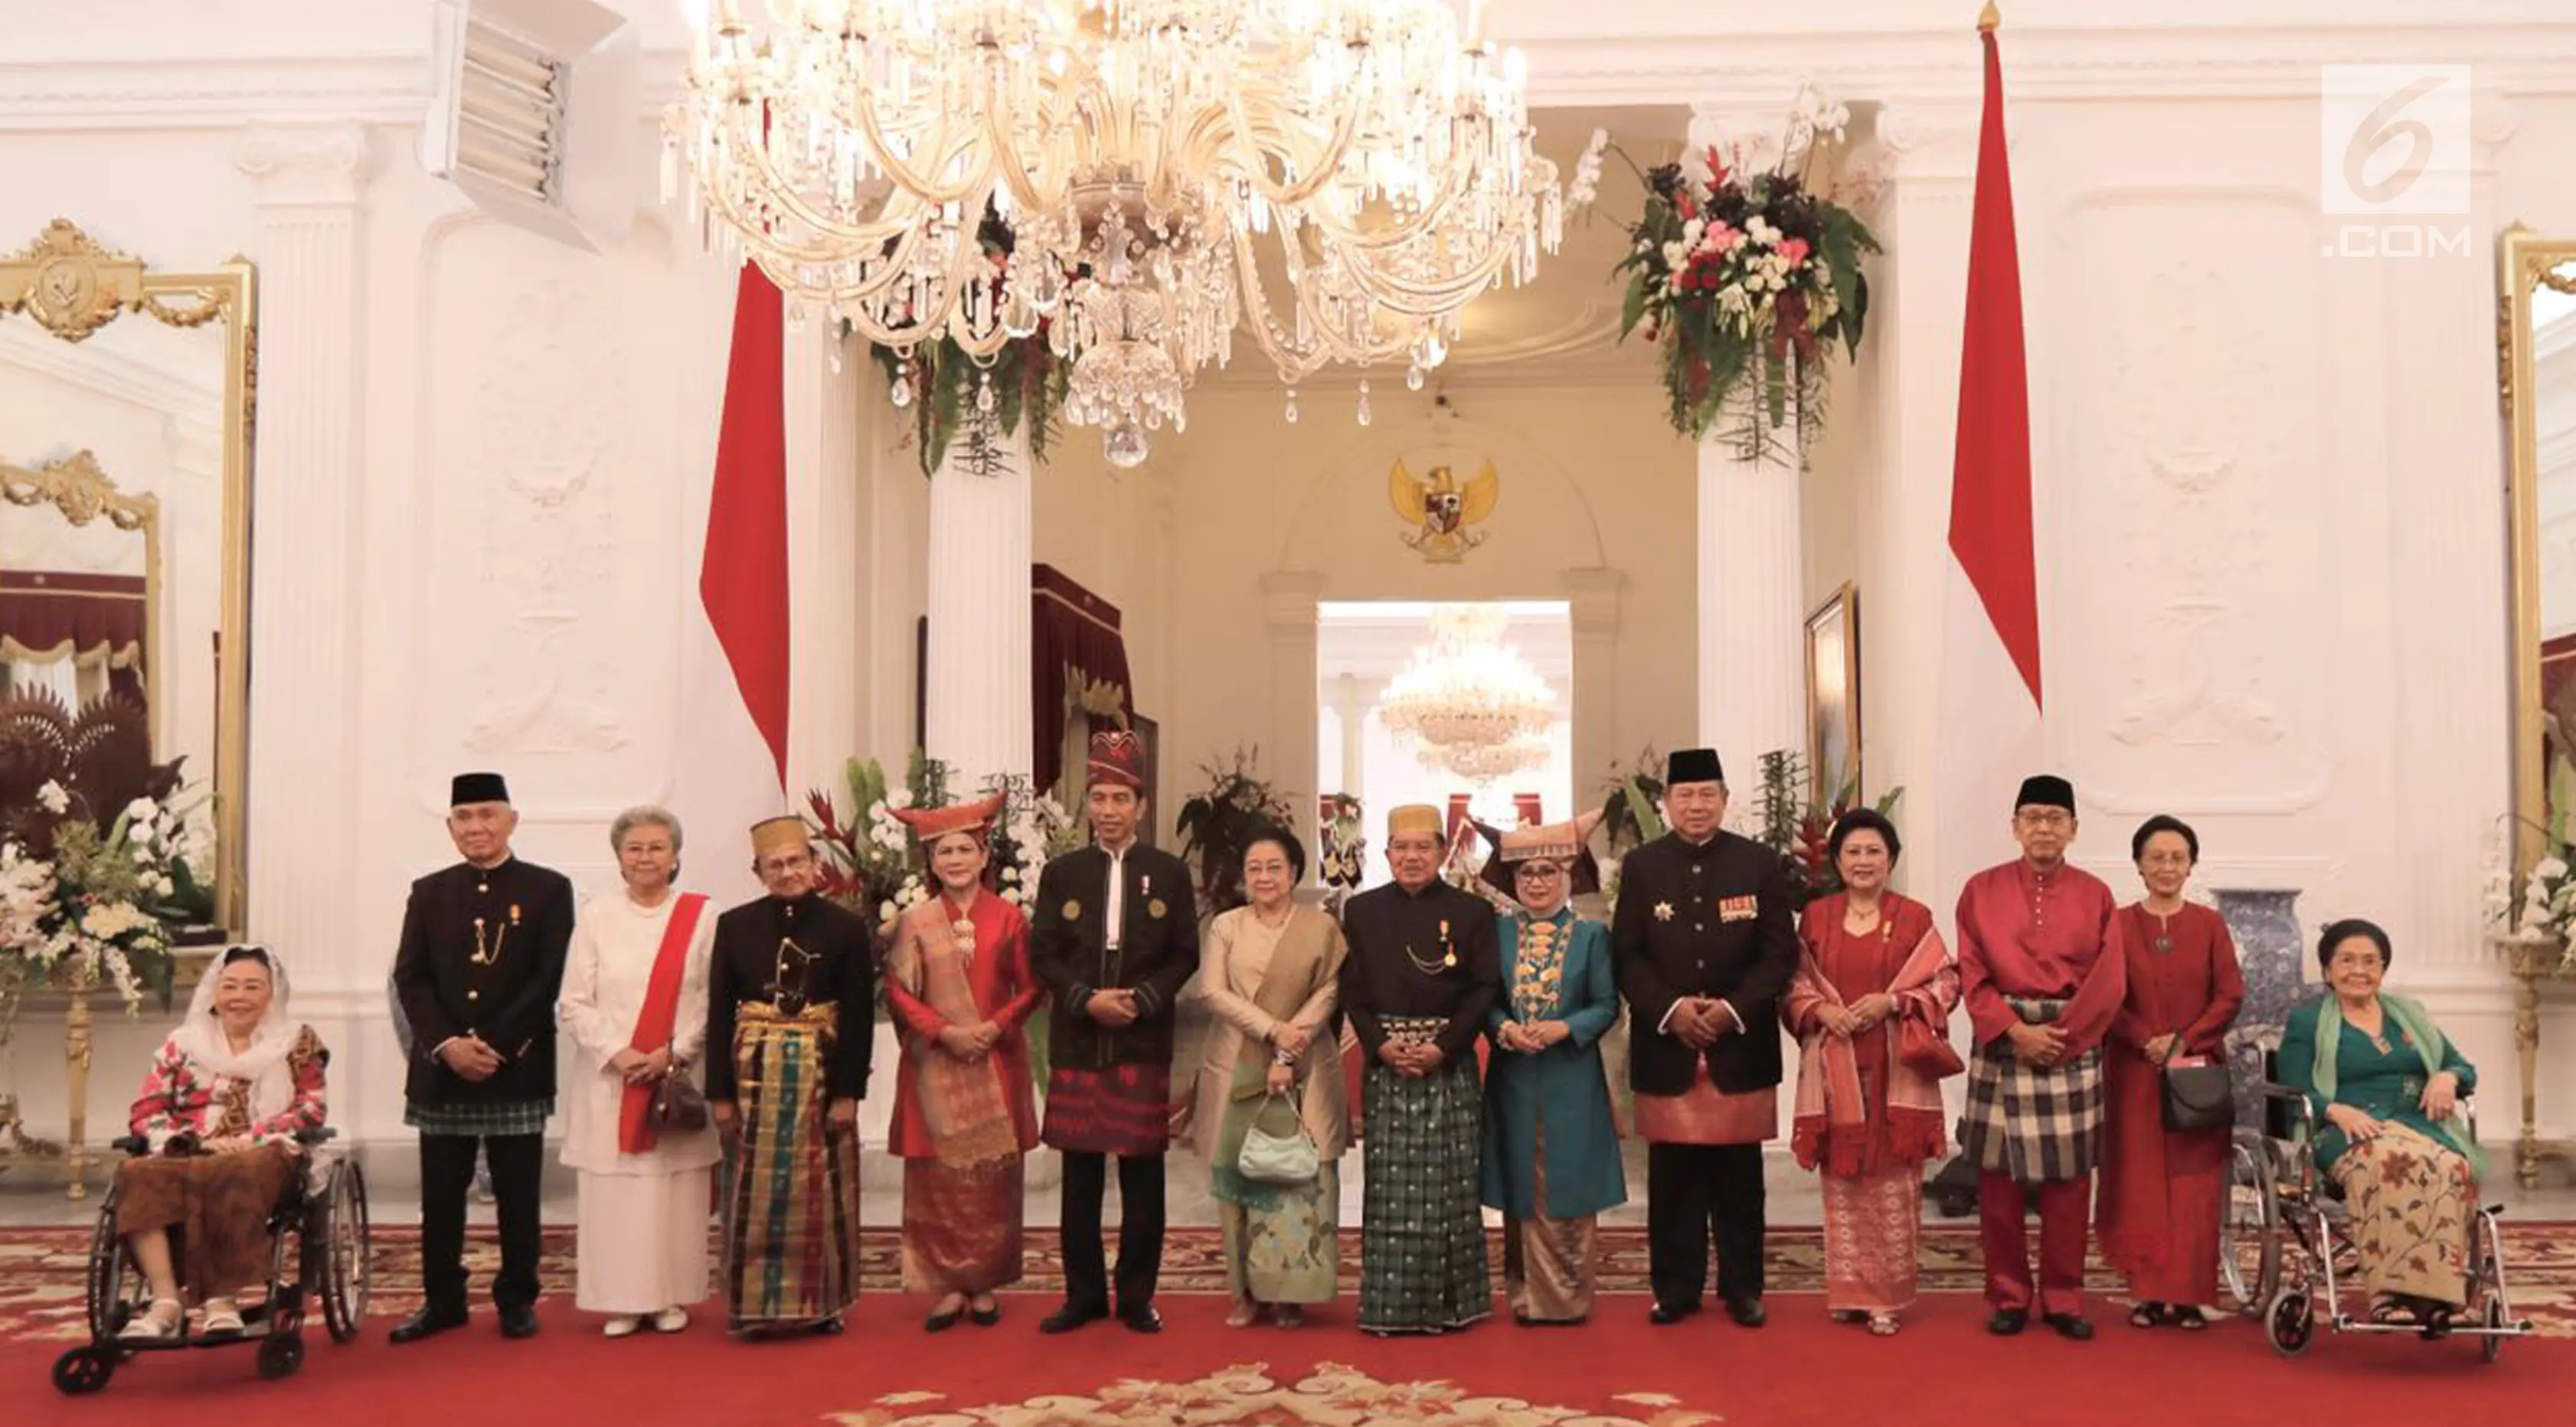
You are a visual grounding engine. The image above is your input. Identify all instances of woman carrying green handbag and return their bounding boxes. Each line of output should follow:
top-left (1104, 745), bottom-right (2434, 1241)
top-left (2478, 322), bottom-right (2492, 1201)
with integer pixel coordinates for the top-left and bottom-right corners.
top-left (1183, 825), bottom-right (1350, 1328)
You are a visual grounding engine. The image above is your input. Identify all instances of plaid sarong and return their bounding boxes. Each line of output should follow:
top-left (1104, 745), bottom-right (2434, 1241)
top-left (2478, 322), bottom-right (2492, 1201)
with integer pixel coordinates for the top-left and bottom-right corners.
top-left (404, 1099), bottom-right (551, 1138)
top-left (1358, 1017), bottom-right (1491, 1334)
top-left (1960, 997), bottom-right (2103, 1186)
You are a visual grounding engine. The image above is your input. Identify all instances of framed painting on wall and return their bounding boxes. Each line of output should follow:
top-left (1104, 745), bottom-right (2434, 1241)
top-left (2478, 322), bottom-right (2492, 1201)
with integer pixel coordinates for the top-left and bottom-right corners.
top-left (1804, 583), bottom-right (1861, 805)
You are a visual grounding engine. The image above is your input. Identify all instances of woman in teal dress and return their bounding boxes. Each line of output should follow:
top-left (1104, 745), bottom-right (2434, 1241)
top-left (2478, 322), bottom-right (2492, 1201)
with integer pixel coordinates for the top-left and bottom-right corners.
top-left (1478, 811), bottom-right (1626, 1325)
top-left (2278, 917), bottom-right (2481, 1328)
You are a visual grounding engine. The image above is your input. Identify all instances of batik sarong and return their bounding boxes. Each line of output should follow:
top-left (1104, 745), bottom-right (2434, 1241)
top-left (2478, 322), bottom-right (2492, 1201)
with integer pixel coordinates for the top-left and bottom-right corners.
top-left (1358, 1018), bottom-right (1491, 1334)
top-left (722, 999), bottom-right (861, 1328)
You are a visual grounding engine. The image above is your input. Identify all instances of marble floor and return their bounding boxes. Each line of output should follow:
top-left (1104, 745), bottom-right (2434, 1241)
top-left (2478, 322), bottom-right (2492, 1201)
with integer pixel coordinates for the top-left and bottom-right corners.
top-left (8, 1141), bottom-right (2574, 1229)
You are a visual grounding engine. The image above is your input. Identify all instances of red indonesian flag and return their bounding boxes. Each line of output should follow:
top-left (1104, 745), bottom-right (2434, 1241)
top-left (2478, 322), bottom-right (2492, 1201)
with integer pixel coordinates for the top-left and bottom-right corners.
top-left (1935, 20), bottom-right (2042, 905)
top-left (670, 263), bottom-right (792, 905)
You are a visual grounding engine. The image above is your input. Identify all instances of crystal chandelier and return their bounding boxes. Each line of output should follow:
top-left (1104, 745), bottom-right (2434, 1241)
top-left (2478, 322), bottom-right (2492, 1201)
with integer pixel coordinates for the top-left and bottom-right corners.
top-left (1379, 606), bottom-right (1558, 784)
top-left (667, 0), bottom-right (1563, 468)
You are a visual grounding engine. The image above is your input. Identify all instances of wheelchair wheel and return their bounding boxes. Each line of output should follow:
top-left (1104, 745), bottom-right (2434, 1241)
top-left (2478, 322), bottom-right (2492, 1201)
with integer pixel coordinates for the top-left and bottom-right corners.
top-left (2265, 1288), bottom-right (2314, 1357)
top-left (317, 1159), bottom-right (371, 1344)
top-left (2221, 1131), bottom-right (2280, 1314)
top-left (257, 1334), bottom-right (305, 1380)
top-left (51, 1345), bottom-right (116, 1396)
top-left (2481, 1294), bottom-right (2507, 1363)
top-left (82, 1194), bottom-right (145, 1343)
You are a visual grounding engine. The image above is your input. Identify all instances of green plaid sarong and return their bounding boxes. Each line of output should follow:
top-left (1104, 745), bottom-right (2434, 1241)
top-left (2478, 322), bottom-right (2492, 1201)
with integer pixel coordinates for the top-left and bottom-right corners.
top-left (1358, 1030), bottom-right (1490, 1334)
top-left (404, 1099), bottom-right (552, 1137)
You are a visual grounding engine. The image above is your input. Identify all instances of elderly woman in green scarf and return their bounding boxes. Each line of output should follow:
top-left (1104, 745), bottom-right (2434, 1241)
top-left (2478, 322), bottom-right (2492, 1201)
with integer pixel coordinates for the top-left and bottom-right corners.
top-left (2277, 918), bottom-right (2482, 1331)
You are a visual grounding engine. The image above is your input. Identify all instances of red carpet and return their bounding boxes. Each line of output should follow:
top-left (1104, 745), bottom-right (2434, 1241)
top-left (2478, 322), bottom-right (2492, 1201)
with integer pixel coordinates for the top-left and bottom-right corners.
top-left (15, 1290), bottom-right (2570, 1427)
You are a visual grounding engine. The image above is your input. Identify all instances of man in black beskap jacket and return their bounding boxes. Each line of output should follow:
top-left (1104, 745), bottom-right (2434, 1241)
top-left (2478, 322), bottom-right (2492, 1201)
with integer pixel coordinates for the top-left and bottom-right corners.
top-left (1611, 747), bottom-right (1799, 1330)
top-left (388, 771), bottom-right (574, 1345)
top-left (1027, 729), bottom-right (1198, 1336)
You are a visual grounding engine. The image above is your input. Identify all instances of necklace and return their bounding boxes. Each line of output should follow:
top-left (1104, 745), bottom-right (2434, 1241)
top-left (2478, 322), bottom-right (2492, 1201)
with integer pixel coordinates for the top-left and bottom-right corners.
top-left (470, 916), bottom-right (509, 966)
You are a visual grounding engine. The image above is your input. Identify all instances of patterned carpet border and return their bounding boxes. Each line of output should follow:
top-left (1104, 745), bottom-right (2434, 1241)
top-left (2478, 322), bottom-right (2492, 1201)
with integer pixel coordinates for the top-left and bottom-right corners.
top-left (5, 1223), bottom-right (2573, 1345)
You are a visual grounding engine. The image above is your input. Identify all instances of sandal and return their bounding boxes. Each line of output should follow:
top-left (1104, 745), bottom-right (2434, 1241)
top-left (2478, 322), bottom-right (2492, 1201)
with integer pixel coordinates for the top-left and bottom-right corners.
top-left (1829, 1309), bottom-right (1868, 1324)
top-left (118, 1299), bottom-right (184, 1342)
top-left (1225, 1302), bottom-right (1261, 1329)
top-left (1275, 1305), bottom-right (1304, 1329)
top-left (2129, 1301), bottom-right (2167, 1329)
top-left (2172, 1306), bottom-right (2208, 1331)
top-left (201, 1299), bottom-right (247, 1337)
top-left (1867, 1313), bottom-right (1901, 1337)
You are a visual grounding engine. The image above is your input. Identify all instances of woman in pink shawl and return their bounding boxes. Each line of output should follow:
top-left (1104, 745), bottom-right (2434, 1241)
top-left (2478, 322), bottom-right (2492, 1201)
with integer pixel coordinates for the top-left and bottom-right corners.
top-left (1784, 810), bottom-right (1960, 1337)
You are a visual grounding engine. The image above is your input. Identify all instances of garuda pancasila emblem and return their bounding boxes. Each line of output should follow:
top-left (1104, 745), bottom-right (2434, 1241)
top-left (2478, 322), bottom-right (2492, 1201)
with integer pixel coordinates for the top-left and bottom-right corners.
top-left (1388, 458), bottom-right (1499, 563)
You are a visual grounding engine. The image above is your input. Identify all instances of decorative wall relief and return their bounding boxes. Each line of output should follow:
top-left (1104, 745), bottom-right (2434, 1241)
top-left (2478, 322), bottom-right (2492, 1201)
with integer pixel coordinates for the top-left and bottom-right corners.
top-left (2057, 193), bottom-right (2331, 811)
top-left (2215, 887), bottom-right (2307, 1131)
top-left (419, 218), bottom-right (694, 809)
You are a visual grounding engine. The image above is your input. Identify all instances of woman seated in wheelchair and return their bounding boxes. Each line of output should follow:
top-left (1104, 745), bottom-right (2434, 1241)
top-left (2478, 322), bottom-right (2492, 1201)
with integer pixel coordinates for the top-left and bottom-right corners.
top-left (113, 945), bottom-right (326, 1341)
top-left (2278, 919), bottom-right (2481, 1332)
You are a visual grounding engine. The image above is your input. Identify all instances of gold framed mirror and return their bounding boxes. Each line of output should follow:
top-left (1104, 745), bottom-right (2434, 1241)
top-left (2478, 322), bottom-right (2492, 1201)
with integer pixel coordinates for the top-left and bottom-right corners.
top-left (0, 220), bottom-right (255, 932)
top-left (2497, 221), bottom-right (2576, 1186)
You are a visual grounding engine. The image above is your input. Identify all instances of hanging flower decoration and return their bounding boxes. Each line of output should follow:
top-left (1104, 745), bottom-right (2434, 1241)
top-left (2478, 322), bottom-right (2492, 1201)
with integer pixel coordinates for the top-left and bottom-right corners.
top-left (861, 204), bottom-right (1071, 479)
top-left (1587, 80), bottom-right (1880, 462)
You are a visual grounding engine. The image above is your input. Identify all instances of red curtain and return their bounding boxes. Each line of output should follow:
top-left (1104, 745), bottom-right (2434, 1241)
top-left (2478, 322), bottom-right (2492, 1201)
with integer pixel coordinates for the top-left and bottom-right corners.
top-left (1030, 563), bottom-right (1133, 793)
top-left (0, 570), bottom-right (145, 664)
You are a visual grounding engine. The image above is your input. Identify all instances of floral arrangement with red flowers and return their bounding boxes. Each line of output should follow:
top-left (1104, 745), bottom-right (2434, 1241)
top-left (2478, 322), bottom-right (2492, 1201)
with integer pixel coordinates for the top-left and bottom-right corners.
top-left (1587, 82), bottom-right (1880, 459)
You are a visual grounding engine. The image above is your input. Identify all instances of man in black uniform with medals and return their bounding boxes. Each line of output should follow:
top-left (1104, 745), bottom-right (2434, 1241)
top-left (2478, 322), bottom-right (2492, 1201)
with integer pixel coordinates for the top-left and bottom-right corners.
top-left (1028, 729), bottom-right (1198, 1335)
top-left (1339, 803), bottom-right (1502, 1334)
top-left (1611, 747), bottom-right (1797, 1329)
top-left (390, 772), bottom-right (574, 1343)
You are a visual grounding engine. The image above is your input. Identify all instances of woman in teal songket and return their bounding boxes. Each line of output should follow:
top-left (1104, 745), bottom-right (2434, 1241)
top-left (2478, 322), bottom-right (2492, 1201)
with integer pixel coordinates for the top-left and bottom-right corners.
top-left (1477, 811), bottom-right (1626, 1326)
top-left (2278, 917), bottom-right (2482, 1330)
top-left (1185, 825), bottom-right (1349, 1328)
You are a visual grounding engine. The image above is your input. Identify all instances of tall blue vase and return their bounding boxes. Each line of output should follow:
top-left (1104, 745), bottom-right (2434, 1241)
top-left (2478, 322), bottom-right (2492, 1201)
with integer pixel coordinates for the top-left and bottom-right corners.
top-left (2214, 888), bottom-right (2308, 1130)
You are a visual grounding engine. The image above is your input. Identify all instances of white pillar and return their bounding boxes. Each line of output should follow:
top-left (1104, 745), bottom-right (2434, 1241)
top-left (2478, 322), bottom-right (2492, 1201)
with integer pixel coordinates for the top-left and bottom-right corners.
top-left (1261, 570), bottom-right (1326, 850)
top-left (235, 125), bottom-right (368, 980)
top-left (922, 420), bottom-right (1034, 792)
top-left (1333, 673), bottom-right (1366, 795)
top-left (1563, 567), bottom-right (1625, 799)
top-left (1695, 442), bottom-right (1806, 795)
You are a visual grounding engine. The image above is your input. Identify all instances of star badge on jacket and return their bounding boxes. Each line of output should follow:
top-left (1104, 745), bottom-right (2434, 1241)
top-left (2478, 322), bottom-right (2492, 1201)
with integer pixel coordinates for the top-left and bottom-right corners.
top-left (1654, 901), bottom-right (1675, 922)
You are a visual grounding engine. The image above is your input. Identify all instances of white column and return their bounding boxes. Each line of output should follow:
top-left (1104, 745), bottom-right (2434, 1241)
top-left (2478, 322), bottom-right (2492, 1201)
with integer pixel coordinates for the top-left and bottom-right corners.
top-left (1261, 570), bottom-right (1326, 849)
top-left (784, 323), bottom-right (864, 797)
top-left (1695, 442), bottom-right (1806, 792)
top-left (1332, 673), bottom-right (1366, 795)
top-left (922, 420), bottom-right (1034, 792)
top-left (234, 125), bottom-right (368, 981)
top-left (1563, 567), bottom-right (1624, 796)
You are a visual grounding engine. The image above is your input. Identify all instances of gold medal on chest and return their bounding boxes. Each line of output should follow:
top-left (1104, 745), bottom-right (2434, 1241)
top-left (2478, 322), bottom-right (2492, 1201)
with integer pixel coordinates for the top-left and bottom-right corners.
top-left (1062, 899), bottom-right (1082, 920)
top-left (1148, 898), bottom-right (1167, 920)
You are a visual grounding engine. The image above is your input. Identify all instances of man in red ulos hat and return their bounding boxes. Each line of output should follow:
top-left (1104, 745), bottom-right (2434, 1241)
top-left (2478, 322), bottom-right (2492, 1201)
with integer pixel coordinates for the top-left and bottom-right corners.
top-left (1027, 729), bottom-right (1198, 1334)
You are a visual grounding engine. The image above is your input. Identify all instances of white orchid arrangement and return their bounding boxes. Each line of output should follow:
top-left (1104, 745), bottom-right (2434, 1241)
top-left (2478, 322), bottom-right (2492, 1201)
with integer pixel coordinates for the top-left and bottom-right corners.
top-left (2482, 821), bottom-right (2576, 972)
top-left (0, 780), bottom-right (200, 1040)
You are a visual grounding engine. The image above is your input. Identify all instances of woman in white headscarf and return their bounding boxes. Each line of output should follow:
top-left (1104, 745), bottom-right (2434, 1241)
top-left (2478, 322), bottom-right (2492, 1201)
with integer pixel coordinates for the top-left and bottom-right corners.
top-left (113, 944), bottom-right (328, 1340)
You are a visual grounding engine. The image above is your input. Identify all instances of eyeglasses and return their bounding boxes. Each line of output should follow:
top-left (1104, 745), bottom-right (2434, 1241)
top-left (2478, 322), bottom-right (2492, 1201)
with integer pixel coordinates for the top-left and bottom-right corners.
top-left (757, 852), bottom-right (815, 874)
top-left (2139, 853), bottom-right (2192, 868)
top-left (2015, 810), bottom-right (2073, 828)
top-left (2327, 954), bottom-right (2383, 971)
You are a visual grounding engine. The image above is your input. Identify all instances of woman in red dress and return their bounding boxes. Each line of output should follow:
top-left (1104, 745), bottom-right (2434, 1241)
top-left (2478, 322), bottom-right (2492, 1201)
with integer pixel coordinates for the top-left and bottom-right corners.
top-left (1783, 810), bottom-right (1959, 1337)
top-left (884, 793), bottom-right (1043, 1333)
top-left (2097, 814), bottom-right (2245, 1331)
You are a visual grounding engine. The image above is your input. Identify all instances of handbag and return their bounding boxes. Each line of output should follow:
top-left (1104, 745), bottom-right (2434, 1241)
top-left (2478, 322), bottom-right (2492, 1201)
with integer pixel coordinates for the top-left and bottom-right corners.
top-left (1235, 1092), bottom-right (1319, 1185)
top-left (1898, 1012), bottom-right (1966, 1080)
top-left (649, 1069), bottom-right (709, 1134)
top-left (2162, 1056), bottom-right (2235, 1133)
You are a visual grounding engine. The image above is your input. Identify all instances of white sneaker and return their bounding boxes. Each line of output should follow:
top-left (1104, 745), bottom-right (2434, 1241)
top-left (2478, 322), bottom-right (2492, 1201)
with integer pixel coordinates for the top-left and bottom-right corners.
top-left (650, 1307), bottom-right (688, 1334)
top-left (603, 1314), bottom-right (642, 1339)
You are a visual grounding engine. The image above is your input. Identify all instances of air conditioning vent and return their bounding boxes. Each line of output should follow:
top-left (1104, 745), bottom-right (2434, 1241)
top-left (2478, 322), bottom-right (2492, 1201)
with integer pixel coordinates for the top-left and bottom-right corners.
top-left (420, 0), bottom-right (636, 251)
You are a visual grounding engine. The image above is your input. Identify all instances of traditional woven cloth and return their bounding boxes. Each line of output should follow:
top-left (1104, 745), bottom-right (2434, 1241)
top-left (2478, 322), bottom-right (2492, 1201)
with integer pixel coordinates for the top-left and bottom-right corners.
top-left (1959, 996), bottom-right (2103, 1186)
top-left (722, 999), bottom-right (861, 1327)
top-left (2336, 1122), bottom-right (2477, 1308)
top-left (1358, 1017), bottom-right (1490, 1335)
top-left (404, 1099), bottom-right (552, 1137)
top-left (1041, 1062), bottom-right (1172, 1156)
top-left (899, 1156), bottom-right (1024, 1295)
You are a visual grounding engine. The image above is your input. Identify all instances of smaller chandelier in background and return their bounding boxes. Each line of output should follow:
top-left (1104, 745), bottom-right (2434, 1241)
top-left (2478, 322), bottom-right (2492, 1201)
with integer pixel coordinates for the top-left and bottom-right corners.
top-left (1379, 606), bottom-right (1558, 785)
top-left (666, 0), bottom-right (1564, 469)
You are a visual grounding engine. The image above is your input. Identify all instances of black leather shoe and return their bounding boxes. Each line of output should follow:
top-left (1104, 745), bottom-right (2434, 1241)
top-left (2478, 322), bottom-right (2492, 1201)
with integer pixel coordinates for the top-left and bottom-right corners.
top-left (812, 1315), bottom-right (845, 1337)
top-left (387, 1306), bottom-right (467, 1344)
top-left (925, 1308), bottom-right (963, 1334)
top-left (1039, 1303), bottom-right (1105, 1335)
top-left (1648, 1301), bottom-right (1698, 1325)
top-left (1987, 1309), bottom-right (2028, 1336)
top-left (499, 1306), bottom-right (540, 1340)
top-left (1118, 1305), bottom-right (1163, 1335)
top-left (2042, 1312), bottom-right (2094, 1341)
top-left (968, 1303), bottom-right (1002, 1327)
top-left (1724, 1297), bottom-right (1767, 1328)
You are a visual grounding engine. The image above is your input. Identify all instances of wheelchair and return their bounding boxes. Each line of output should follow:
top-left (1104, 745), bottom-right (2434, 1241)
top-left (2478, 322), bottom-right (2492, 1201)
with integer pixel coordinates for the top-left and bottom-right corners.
top-left (2220, 1051), bottom-right (2533, 1360)
top-left (51, 1128), bottom-right (371, 1395)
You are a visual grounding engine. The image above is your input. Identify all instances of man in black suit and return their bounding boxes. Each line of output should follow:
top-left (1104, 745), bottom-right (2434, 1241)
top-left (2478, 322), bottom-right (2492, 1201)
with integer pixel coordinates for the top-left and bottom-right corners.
top-left (1610, 747), bottom-right (1797, 1328)
top-left (388, 772), bottom-right (574, 1343)
top-left (1027, 729), bottom-right (1198, 1334)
